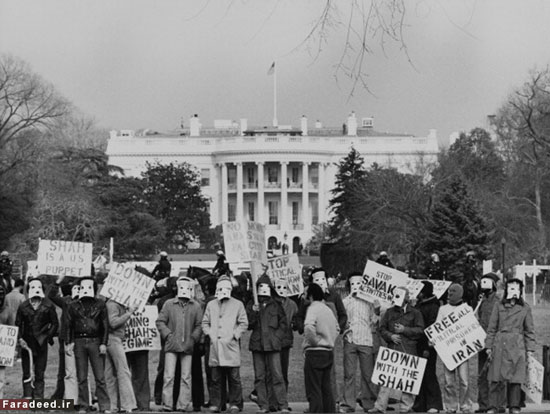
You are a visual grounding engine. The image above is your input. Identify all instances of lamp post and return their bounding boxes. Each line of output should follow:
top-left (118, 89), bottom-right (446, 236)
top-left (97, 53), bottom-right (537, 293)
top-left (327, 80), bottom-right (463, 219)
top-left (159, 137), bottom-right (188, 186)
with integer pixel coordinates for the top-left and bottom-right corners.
top-left (501, 237), bottom-right (506, 278)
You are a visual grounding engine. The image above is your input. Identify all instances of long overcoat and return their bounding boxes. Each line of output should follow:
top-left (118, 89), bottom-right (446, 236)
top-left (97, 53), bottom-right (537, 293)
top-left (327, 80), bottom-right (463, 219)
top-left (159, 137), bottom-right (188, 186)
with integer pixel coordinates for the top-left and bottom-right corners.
top-left (485, 300), bottom-right (536, 383)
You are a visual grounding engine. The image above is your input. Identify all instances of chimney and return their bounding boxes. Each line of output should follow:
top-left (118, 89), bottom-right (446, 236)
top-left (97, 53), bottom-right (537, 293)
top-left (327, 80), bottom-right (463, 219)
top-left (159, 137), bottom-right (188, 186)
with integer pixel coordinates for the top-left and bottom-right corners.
top-left (240, 118), bottom-right (248, 136)
top-left (347, 111), bottom-right (357, 136)
top-left (190, 114), bottom-right (201, 137)
top-left (301, 115), bottom-right (308, 136)
top-left (315, 119), bottom-right (322, 129)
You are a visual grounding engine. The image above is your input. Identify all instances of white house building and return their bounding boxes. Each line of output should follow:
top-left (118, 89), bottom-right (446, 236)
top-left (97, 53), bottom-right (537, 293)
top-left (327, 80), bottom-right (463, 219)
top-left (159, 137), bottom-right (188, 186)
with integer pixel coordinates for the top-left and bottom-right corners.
top-left (106, 112), bottom-right (439, 252)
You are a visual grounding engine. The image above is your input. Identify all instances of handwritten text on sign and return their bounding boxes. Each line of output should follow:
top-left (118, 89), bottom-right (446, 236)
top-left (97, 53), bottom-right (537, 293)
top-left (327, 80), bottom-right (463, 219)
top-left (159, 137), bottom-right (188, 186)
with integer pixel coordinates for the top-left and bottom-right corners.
top-left (266, 254), bottom-right (303, 296)
top-left (100, 263), bottom-right (155, 312)
top-left (37, 240), bottom-right (93, 277)
top-left (371, 346), bottom-right (426, 395)
top-left (0, 325), bottom-right (19, 367)
top-left (357, 261), bottom-right (409, 307)
top-left (222, 221), bottom-right (266, 264)
top-left (425, 303), bottom-right (486, 371)
top-left (122, 306), bottom-right (161, 352)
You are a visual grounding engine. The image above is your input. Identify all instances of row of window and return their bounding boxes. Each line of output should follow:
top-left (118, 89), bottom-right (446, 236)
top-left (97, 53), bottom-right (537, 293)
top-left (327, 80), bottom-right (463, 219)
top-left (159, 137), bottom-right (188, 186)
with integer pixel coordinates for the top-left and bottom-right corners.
top-left (200, 166), bottom-right (320, 187)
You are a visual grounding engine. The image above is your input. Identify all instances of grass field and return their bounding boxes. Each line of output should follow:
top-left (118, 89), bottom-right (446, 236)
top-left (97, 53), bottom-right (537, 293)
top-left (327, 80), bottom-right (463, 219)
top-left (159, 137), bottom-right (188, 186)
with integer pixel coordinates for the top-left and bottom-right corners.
top-left (3, 295), bottom-right (549, 407)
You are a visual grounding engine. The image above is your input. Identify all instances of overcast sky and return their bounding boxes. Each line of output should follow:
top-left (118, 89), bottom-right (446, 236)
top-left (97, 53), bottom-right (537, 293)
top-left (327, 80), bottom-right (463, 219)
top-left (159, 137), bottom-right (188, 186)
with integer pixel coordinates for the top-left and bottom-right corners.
top-left (1, 0), bottom-right (549, 146)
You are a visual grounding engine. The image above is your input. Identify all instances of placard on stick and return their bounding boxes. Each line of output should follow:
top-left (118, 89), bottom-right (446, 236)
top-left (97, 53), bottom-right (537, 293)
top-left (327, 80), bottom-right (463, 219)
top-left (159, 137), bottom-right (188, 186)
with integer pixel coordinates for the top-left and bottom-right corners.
top-left (122, 305), bottom-right (161, 352)
top-left (266, 254), bottom-right (303, 296)
top-left (371, 346), bottom-right (427, 395)
top-left (37, 240), bottom-right (93, 277)
top-left (0, 325), bottom-right (19, 367)
top-left (222, 221), bottom-right (267, 264)
top-left (100, 262), bottom-right (155, 312)
top-left (424, 303), bottom-right (486, 371)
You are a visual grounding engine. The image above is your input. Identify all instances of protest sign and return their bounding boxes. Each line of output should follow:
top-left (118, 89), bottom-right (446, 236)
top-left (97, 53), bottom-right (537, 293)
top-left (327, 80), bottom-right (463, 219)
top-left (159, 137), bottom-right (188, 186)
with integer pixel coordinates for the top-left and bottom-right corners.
top-left (122, 306), bottom-right (161, 352)
top-left (406, 279), bottom-right (452, 299)
top-left (371, 346), bottom-right (427, 395)
top-left (37, 240), bottom-right (93, 277)
top-left (266, 254), bottom-right (303, 296)
top-left (223, 221), bottom-right (267, 264)
top-left (522, 354), bottom-right (543, 404)
top-left (250, 261), bottom-right (266, 306)
top-left (424, 303), bottom-right (486, 371)
top-left (357, 261), bottom-right (409, 307)
top-left (100, 262), bottom-right (155, 312)
top-left (0, 325), bottom-right (19, 367)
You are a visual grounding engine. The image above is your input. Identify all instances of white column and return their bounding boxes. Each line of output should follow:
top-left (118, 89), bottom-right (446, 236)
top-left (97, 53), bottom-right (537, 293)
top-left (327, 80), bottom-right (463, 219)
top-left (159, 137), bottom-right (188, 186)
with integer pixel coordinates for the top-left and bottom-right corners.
top-left (281, 161), bottom-right (288, 230)
top-left (220, 163), bottom-right (228, 223)
top-left (236, 162), bottom-right (243, 222)
top-left (318, 162), bottom-right (326, 223)
top-left (256, 162), bottom-right (265, 224)
top-left (302, 162), bottom-right (310, 230)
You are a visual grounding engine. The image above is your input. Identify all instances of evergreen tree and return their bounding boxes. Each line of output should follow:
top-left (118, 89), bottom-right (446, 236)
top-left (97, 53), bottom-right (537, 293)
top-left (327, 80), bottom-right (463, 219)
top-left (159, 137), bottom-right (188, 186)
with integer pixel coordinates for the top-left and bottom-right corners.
top-left (328, 146), bottom-right (366, 240)
top-left (423, 175), bottom-right (493, 281)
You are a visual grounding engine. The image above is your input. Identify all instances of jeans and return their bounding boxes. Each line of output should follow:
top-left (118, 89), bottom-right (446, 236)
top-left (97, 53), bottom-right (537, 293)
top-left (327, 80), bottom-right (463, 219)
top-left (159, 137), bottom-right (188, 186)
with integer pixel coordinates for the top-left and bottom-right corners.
top-left (413, 348), bottom-right (443, 412)
top-left (211, 367), bottom-right (243, 409)
top-left (105, 335), bottom-right (137, 411)
top-left (21, 340), bottom-right (48, 398)
top-left (51, 339), bottom-right (65, 399)
top-left (477, 349), bottom-right (491, 411)
top-left (280, 347), bottom-right (290, 391)
top-left (443, 360), bottom-right (471, 412)
top-left (304, 350), bottom-right (335, 413)
top-left (374, 386), bottom-right (415, 412)
top-left (163, 352), bottom-right (193, 410)
top-left (192, 345), bottom-right (205, 409)
top-left (64, 349), bottom-right (79, 402)
top-left (126, 350), bottom-right (151, 411)
top-left (252, 351), bottom-right (288, 411)
top-left (342, 342), bottom-right (378, 410)
top-left (74, 337), bottom-right (110, 411)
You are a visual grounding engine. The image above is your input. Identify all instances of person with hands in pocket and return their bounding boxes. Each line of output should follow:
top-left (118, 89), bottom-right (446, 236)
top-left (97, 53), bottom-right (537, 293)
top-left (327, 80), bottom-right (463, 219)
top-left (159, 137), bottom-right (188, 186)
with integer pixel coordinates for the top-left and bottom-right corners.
top-left (202, 275), bottom-right (248, 414)
top-left (65, 277), bottom-right (111, 413)
top-left (368, 286), bottom-right (424, 414)
top-left (484, 278), bottom-right (536, 414)
top-left (156, 276), bottom-right (203, 412)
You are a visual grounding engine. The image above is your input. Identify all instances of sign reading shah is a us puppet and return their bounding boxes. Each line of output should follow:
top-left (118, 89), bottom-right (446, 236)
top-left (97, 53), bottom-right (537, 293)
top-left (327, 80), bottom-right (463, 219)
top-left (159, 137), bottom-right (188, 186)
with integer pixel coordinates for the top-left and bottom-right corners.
top-left (222, 221), bottom-right (267, 264)
top-left (371, 346), bottom-right (427, 395)
top-left (424, 303), bottom-right (486, 371)
top-left (100, 262), bottom-right (155, 312)
top-left (122, 306), bottom-right (161, 352)
top-left (37, 240), bottom-right (93, 277)
top-left (357, 260), bottom-right (409, 308)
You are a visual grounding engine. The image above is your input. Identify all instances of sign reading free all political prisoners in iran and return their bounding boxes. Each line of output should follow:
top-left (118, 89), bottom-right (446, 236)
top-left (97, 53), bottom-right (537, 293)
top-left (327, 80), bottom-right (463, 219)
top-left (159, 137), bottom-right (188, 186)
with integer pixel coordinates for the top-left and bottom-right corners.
top-left (100, 262), bottom-right (155, 313)
top-left (424, 303), bottom-right (486, 371)
top-left (222, 221), bottom-right (267, 264)
top-left (0, 325), bottom-right (19, 367)
top-left (37, 240), bottom-right (93, 277)
top-left (372, 346), bottom-right (427, 395)
top-left (122, 305), bottom-right (161, 352)
top-left (357, 260), bottom-right (409, 308)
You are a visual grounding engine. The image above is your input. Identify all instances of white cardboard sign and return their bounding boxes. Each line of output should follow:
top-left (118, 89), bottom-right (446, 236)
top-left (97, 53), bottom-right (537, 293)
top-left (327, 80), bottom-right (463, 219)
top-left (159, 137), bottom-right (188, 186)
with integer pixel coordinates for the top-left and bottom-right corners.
top-left (122, 305), bottom-right (161, 352)
top-left (222, 221), bottom-right (267, 264)
top-left (266, 254), bottom-right (303, 296)
top-left (37, 240), bottom-right (93, 277)
top-left (100, 262), bottom-right (156, 312)
top-left (424, 303), bottom-right (486, 371)
top-left (372, 346), bottom-right (427, 395)
top-left (357, 261), bottom-right (409, 307)
top-left (0, 325), bottom-right (19, 367)
top-left (522, 354), bottom-right (543, 404)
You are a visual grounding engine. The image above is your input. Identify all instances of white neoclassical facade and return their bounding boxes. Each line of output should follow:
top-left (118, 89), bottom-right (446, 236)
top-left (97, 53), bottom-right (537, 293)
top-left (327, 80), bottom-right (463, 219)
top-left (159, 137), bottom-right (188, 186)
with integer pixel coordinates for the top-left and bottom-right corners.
top-left (106, 113), bottom-right (439, 251)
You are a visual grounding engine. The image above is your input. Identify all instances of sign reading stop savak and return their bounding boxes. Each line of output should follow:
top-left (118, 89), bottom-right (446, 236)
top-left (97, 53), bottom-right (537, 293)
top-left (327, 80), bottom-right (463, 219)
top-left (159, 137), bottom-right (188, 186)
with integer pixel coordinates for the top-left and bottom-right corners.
top-left (266, 253), bottom-right (303, 296)
top-left (100, 262), bottom-right (155, 312)
top-left (37, 240), bottom-right (93, 277)
top-left (357, 261), bottom-right (409, 308)
top-left (222, 221), bottom-right (267, 264)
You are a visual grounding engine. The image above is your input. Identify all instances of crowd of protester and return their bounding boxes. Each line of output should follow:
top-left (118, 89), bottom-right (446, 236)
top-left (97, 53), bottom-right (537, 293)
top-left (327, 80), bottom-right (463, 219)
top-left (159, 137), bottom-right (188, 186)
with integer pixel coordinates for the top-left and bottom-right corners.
top-left (0, 249), bottom-right (537, 414)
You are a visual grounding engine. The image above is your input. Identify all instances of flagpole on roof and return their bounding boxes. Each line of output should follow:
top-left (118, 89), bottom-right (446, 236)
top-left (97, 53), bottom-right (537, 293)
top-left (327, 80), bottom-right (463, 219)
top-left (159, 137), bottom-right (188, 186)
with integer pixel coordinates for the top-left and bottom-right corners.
top-left (269, 61), bottom-right (277, 127)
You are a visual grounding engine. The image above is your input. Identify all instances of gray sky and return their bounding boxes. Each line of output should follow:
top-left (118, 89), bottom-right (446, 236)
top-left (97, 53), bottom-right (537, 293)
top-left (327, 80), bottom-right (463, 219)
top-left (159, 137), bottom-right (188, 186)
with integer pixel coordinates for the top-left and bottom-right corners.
top-left (1, 0), bottom-right (549, 146)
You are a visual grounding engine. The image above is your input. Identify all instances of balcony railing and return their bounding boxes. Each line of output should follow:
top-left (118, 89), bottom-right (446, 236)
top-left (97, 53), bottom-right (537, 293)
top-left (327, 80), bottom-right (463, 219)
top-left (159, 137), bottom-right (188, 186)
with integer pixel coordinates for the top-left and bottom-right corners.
top-left (264, 181), bottom-right (281, 189)
top-left (243, 182), bottom-right (257, 189)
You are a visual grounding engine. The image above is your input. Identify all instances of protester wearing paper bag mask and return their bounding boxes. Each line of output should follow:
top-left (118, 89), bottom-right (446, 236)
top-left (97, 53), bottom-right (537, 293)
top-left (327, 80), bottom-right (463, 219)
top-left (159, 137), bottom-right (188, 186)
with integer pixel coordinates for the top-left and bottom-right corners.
top-left (176, 277), bottom-right (194, 300)
top-left (311, 269), bottom-right (328, 292)
top-left (215, 276), bottom-right (233, 300)
top-left (484, 278), bottom-right (535, 414)
top-left (79, 278), bottom-right (96, 299)
top-left (28, 278), bottom-right (45, 300)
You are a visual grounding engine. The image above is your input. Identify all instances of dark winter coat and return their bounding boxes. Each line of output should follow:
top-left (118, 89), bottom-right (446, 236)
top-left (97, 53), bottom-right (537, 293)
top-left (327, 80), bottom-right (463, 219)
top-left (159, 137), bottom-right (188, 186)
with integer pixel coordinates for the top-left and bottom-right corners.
top-left (16, 299), bottom-right (59, 349)
top-left (66, 297), bottom-right (109, 345)
top-left (477, 291), bottom-right (499, 331)
top-left (246, 297), bottom-right (287, 352)
top-left (415, 295), bottom-right (440, 354)
top-left (152, 258), bottom-right (171, 281)
top-left (485, 300), bottom-right (536, 384)
top-left (156, 297), bottom-right (203, 354)
top-left (278, 297), bottom-right (298, 348)
top-left (379, 304), bottom-right (424, 355)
